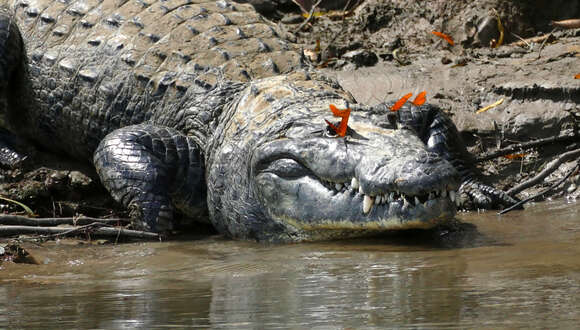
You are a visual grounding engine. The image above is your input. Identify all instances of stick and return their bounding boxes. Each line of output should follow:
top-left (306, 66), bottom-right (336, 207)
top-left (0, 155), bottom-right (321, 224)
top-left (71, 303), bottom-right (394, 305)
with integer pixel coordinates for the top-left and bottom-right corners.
top-left (476, 98), bottom-right (504, 114)
top-left (319, 0), bottom-right (360, 60)
top-left (510, 32), bottom-right (531, 49)
top-left (551, 19), bottom-right (580, 29)
top-left (294, 0), bottom-right (323, 33)
top-left (537, 27), bottom-right (556, 59)
top-left (499, 162), bottom-right (579, 215)
top-left (510, 34), bottom-right (553, 48)
top-left (476, 131), bottom-right (579, 162)
top-left (0, 215), bottom-right (130, 226)
top-left (0, 224), bottom-right (160, 239)
top-left (507, 147), bottom-right (580, 195)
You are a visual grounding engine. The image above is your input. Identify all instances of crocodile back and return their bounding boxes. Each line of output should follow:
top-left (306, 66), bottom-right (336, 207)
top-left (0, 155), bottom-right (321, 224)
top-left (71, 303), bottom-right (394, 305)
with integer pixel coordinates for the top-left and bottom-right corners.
top-left (8, 0), bottom-right (303, 158)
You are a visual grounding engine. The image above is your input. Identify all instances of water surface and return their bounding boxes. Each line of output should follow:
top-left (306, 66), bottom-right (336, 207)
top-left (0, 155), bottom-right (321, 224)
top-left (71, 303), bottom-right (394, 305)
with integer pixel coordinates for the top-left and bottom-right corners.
top-left (1, 200), bottom-right (580, 328)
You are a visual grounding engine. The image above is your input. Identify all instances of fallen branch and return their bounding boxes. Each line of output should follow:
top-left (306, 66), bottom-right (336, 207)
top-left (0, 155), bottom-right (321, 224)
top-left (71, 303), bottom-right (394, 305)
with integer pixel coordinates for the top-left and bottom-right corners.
top-left (551, 18), bottom-right (580, 29)
top-left (499, 162), bottom-right (579, 215)
top-left (476, 131), bottom-right (579, 162)
top-left (507, 147), bottom-right (580, 196)
top-left (0, 224), bottom-right (159, 239)
top-left (0, 215), bottom-right (130, 226)
top-left (510, 34), bottom-right (555, 48)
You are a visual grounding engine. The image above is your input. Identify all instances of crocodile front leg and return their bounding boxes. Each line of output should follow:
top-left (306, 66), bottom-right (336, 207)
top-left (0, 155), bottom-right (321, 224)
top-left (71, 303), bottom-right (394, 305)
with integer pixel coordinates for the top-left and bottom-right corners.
top-left (93, 124), bottom-right (206, 233)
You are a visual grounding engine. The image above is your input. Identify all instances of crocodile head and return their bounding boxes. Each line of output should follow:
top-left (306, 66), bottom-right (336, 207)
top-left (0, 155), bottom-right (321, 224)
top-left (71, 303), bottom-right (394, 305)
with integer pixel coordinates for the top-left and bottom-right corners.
top-left (207, 74), bottom-right (460, 242)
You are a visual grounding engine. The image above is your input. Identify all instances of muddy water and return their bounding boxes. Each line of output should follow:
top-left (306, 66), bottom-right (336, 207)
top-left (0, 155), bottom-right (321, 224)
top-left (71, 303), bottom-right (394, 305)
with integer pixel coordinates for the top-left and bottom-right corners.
top-left (1, 200), bottom-right (580, 328)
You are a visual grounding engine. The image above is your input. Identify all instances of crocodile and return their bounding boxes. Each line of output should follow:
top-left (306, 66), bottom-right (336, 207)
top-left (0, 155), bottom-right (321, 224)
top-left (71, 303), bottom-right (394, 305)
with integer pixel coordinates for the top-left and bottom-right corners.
top-left (0, 0), bottom-right (517, 242)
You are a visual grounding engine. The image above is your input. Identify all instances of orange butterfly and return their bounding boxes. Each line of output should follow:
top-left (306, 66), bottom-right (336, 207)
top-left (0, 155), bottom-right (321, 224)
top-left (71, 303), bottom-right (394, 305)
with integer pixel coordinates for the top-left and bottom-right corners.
top-left (412, 91), bottom-right (427, 106)
top-left (504, 153), bottom-right (527, 160)
top-left (390, 93), bottom-right (413, 111)
top-left (325, 104), bottom-right (351, 137)
top-left (431, 31), bottom-right (454, 46)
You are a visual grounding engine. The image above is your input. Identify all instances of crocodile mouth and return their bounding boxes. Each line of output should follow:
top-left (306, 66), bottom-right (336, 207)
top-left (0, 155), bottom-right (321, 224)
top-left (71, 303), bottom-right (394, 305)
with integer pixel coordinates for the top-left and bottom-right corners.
top-left (320, 177), bottom-right (457, 215)
top-left (254, 163), bottom-right (458, 236)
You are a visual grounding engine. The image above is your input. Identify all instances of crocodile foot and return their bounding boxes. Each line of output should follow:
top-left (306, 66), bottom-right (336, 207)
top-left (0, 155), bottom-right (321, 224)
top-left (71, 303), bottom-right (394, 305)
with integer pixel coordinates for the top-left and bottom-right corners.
top-left (458, 178), bottom-right (521, 210)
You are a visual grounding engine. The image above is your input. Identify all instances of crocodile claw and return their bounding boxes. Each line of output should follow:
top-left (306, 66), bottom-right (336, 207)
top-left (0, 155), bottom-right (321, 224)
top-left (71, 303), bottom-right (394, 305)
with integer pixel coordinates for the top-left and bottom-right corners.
top-left (458, 178), bottom-right (522, 210)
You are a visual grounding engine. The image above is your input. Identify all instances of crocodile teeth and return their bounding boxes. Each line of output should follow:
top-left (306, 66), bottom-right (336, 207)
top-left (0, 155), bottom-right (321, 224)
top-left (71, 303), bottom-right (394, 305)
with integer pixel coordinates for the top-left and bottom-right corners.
top-left (414, 196), bottom-right (420, 205)
top-left (351, 177), bottom-right (359, 190)
top-left (358, 186), bottom-right (364, 195)
top-left (388, 193), bottom-right (394, 202)
top-left (449, 190), bottom-right (456, 202)
top-left (403, 196), bottom-right (409, 208)
top-left (375, 195), bottom-right (382, 204)
top-left (441, 190), bottom-right (447, 198)
top-left (335, 183), bottom-right (343, 191)
top-left (363, 195), bottom-right (374, 214)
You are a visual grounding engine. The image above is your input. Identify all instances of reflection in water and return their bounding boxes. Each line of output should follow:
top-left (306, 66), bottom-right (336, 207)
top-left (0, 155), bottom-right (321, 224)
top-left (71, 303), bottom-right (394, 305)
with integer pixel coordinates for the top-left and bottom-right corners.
top-left (209, 250), bottom-right (470, 328)
top-left (1, 200), bottom-right (580, 328)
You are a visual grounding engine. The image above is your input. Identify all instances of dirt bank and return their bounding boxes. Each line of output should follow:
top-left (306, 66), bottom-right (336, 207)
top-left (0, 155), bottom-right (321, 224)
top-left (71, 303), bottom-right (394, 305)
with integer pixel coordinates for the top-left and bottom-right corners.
top-left (268, 0), bottom-right (580, 201)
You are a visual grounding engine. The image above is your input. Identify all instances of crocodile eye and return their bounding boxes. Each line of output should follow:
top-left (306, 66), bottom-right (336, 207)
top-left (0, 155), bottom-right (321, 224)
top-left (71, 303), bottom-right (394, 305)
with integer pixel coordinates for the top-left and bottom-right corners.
top-left (260, 158), bottom-right (309, 179)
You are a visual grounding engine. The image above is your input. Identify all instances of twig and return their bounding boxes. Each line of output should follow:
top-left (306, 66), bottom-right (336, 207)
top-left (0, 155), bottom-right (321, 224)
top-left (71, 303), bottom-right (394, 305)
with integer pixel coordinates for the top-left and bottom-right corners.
top-left (476, 131), bottom-right (579, 162)
top-left (499, 162), bottom-right (580, 215)
top-left (476, 98), bottom-right (504, 114)
top-left (510, 34), bottom-right (553, 48)
top-left (507, 147), bottom-right (580, 195)
top-left (510, 32), bottom-right (531, 49)
top-left (551, 19), bottom-right (580, 29)
top-left (41, 222), bottom-right (108, 238)
top-left (0, 224), bottom-right (159, 239)
top-left (0, 215), bottom-right (130, 226)
top-left (537, 27), bottom-right (556, 59)
top-left (319, 0), bottom-right (361, 60)
top-left (294, 0), bottom-right (323, 33)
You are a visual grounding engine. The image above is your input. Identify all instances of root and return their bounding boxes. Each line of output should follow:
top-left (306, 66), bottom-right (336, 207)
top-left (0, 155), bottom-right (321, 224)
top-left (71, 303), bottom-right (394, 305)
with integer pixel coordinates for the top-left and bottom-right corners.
top-left (507, 147), bottom-right (580, 196)
top-left (499, 161), bottom-right (579, 215)
top-left (476, 131), bottom-right (579, 162)
top-left (0, 215), bottom-right (129, 226)
top-left (0, 219), bottom-right (159, 240)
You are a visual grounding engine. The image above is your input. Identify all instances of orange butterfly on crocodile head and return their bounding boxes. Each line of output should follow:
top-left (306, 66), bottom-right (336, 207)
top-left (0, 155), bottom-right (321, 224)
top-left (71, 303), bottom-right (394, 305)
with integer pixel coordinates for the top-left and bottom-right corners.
top-left (390, 91), bottom-right (427, 111)
top-left (325, 104), bottom-right (351, 137)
